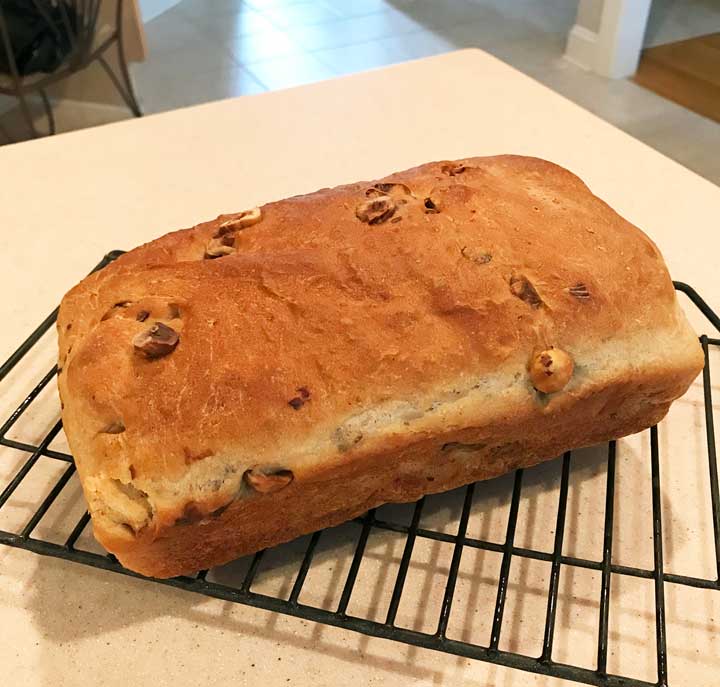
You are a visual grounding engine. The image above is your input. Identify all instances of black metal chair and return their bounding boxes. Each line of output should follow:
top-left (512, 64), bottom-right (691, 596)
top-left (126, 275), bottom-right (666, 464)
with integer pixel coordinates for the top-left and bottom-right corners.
top-left (0, 0), bottom-right (141, 139)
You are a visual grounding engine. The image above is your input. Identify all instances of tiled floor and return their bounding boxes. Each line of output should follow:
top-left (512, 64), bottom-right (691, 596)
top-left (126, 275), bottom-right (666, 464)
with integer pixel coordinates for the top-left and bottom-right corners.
top-left (2, 0), bottom-right (720, 186)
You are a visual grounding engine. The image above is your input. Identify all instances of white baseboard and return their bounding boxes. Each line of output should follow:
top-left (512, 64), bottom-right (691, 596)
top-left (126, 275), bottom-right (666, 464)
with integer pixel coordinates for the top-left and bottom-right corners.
top-left (563, 24), bottom-right (598, 72)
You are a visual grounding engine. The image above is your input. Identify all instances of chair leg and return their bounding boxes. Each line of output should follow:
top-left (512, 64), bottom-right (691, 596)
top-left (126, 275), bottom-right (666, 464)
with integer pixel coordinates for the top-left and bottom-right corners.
top-left (38, 88), bottom-right (56, 135)
top-left (114, 0), bottom-right (142, 117)
top-left (115, 30), bottom-right (142, 117)
top-left (98, 45), bottom-right (142, 118)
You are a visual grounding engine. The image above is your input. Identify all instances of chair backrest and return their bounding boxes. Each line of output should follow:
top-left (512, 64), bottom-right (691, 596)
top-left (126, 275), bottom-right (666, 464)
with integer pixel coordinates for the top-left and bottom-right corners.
top-left (0, 0), bottom-right (117, 77)
top-left (37, 0), bottom-right (104, 65)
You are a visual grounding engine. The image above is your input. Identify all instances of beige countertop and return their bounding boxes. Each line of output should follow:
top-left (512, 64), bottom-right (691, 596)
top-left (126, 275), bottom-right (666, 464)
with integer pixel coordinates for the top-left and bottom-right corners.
top-left (0, 49), bottom-right (718, 687)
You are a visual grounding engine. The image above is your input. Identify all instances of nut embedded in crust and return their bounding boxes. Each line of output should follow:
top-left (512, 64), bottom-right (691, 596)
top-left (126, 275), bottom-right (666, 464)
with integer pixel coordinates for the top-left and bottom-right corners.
top-left (568, 283), bottom-right (591, 300)
top-left (100, 420), bottom-right (126, 435)
top-left (355, 196), bottom-right (397, 225)
top-left (243, 468), bottom-right (294, 494)
top-left (216, 207), bottom-right (262, 236)
top-left (441, 163), bottom-right (466, 176)
top-left (529, 347), bottom-right (574, 393)
top-left (366, 182), bottom-right (412, 198)
top-left (509, 274), bottom-right (544, 309)
top-left (204, 236), bottom-right (235, 259)
top-left (133, 322), bottom-right (179, 359)
top-left (423, 197), bottom-right (440, 213)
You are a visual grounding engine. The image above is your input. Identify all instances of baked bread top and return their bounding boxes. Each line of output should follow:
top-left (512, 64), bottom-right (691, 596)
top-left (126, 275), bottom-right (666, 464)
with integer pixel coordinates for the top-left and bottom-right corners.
top-left (57, 155), bottom-right (701, 538)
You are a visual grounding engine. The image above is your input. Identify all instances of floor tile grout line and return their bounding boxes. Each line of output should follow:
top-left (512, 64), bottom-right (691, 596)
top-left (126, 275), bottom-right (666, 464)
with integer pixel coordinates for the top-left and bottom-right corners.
top-left (175, 0), bottom-right (349, 38)
top-left (240, 68), bottom-right (271, 92)
top-left (145, 3), bottom-right (556, 78)
top-left (317, 2), bottom-right (399, 23)
top-left (133, 47), bottom-right (270, 91)
top-left (226, 25), bottom-right (442, 74)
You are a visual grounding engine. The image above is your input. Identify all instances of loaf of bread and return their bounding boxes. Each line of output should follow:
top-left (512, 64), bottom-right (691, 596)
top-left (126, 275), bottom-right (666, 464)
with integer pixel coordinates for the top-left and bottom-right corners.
top-left (57, 156), bottom-right (703, 578)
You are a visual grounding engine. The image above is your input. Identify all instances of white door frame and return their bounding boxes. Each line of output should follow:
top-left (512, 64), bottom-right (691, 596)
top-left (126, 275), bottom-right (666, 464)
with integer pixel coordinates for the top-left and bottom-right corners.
top-left (565, 0), bottom-right (653, 78)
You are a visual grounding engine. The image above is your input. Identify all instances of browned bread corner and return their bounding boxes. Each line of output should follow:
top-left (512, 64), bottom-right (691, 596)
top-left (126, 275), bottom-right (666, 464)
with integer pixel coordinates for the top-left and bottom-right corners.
top-left (57, 155), bottom-right (703, 578)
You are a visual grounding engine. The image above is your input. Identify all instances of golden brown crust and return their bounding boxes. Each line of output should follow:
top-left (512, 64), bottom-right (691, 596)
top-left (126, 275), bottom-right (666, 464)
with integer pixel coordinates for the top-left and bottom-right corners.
top-left (57, 155), bottom-right (703, 578)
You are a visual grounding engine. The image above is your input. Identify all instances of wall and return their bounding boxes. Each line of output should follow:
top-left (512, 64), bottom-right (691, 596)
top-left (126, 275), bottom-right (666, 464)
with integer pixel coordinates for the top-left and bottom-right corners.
top-left (575, 0), bottom-right (604, 33)
top-left (565, 0), bottom-right (652, 78)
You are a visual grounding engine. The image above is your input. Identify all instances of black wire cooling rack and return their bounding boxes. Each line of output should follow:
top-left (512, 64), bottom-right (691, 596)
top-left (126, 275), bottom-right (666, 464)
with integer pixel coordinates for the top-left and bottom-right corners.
top-left (1, 251), bottom-right (718, 687)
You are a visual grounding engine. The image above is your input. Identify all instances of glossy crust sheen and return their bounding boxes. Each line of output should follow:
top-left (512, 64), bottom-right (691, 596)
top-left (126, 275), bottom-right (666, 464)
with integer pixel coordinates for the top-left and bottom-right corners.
top-left (57, 155), bottom-right (703, 578)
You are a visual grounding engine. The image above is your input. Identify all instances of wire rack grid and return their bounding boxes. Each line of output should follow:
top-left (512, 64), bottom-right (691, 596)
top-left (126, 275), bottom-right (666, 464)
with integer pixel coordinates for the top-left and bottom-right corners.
top-left (1, 251), bottom-right (718, 687)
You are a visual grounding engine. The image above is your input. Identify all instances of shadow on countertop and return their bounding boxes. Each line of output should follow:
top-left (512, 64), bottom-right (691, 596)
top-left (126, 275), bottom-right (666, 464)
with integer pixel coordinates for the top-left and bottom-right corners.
top-left (13, 436), bottom-right (716, 686)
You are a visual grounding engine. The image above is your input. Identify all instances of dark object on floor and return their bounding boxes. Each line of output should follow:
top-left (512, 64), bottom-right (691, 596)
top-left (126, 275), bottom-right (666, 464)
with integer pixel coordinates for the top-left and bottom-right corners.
top-left (0, 0), bottom-right (141, 140)
top-left (0, 1), bottom-right (75, 76)
top-left (635, 33), bottom-right (720, 125)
